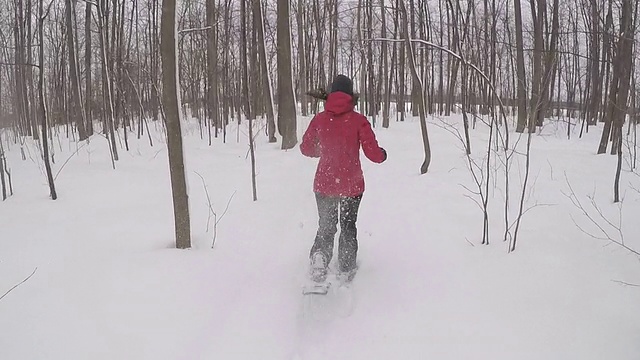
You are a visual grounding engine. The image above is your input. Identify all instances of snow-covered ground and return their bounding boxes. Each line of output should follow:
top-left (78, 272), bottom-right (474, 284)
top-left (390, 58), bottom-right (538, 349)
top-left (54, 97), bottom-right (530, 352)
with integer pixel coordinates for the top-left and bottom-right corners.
top-left (1, 113), bottom-right (639, 359)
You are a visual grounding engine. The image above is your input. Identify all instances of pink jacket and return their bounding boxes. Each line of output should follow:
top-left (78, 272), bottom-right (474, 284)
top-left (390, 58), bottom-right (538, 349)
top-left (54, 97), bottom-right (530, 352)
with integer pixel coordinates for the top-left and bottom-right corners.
top-left (300, 92), bottom-right (386, 196)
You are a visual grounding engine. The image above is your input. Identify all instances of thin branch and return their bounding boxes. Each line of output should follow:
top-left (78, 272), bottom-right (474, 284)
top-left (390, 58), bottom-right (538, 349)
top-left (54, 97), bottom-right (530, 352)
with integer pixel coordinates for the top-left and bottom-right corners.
top-left (43, 0), bottom-right (55, 19)
top-left (178, 26), bottom-right (212, 35)
top-left (216, 191), bottom-right (236, 226)
top-left (611, 280), bottom-right (640, 287)
top-left (0, 268), bottom-right (38, 302)
top-left (563, 173), bottom-right (640, 257)
top-left (192, 171), bottom-right (236, 248)
top-left (0, 62), bottom-right (40, 69)
top-left (570, 214), bottom-right (610, 241)
top-left (193, 171), bottom-right (216, 232)
top-left (562, 174), bottom-right (615, 240)
top-left (587, 194), bottom-right (621, 238)
top-left (76, 0), bottom-right (98, 6)
top-left (54, 141), bottom-right (90, 181)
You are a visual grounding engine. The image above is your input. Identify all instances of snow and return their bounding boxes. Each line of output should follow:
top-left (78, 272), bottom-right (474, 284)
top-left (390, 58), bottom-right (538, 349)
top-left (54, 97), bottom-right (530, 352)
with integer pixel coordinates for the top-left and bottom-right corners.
top-left (1, 114), bottom-right (639, 359)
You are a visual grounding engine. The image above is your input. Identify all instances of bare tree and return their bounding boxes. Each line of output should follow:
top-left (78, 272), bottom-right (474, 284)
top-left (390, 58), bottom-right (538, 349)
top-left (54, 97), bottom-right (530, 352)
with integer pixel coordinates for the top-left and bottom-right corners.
top-left (296, 0), bottom-right (308, 117)
top-left (161, 0), bottom-right (191, 249)
top-left (39, 0), bottom-right (56, 200)
top-left (84, 0), bottom-right (93, 137)
top-left (0, 132), bottom-right (10, 201)
top-left (254, 0), bottom-right (276, 143)
top-left (276, 0), bottom-right (298, 149)
top-left (206, 0), bottom-right (220, 142)
top-left (96, 0), bottom-right (119, 164)
top-left (66, 0), bottom-right (87, 140)
top-left (609, 0), bottom-right (637, 202)
top-left (399, 0), bottom-right (431, 174)
top-left (513, 0), bottom-right (528, 133)
top-left (240, 0), bottom-right (251, 121)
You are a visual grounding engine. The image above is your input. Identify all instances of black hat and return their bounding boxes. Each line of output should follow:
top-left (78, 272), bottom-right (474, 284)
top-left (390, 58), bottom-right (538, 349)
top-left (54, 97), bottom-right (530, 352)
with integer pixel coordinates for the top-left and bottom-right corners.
top-left (330, 75), bottom-right (354, 96)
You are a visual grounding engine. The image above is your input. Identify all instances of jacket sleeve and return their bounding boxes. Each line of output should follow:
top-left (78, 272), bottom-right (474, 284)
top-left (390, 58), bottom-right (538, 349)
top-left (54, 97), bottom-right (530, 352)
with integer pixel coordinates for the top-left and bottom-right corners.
top-left (358, 115), bottom-right (386, 163)
top-left (300, 116), bottom-right (320, 158)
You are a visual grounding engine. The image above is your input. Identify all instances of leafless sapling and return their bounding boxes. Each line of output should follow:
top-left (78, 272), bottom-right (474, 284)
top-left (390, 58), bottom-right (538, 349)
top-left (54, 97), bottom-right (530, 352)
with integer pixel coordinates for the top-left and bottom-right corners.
top-left (563, 173), bottom-right (640, 260)
top-left (193, 172), bottom-right (236, 249)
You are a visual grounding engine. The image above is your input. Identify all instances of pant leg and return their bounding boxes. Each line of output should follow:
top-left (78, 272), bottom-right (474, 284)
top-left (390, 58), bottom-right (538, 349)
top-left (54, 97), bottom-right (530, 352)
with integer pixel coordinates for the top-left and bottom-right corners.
top-left (338, 195), bottom-right (363, 272)
top-left (310, 193), bottom-right (339, 265)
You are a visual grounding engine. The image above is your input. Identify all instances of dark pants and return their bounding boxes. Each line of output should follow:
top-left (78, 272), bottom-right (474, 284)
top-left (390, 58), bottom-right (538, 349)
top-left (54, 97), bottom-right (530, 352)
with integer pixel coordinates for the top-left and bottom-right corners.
top-left (310, 193), bottom-right (362, 272)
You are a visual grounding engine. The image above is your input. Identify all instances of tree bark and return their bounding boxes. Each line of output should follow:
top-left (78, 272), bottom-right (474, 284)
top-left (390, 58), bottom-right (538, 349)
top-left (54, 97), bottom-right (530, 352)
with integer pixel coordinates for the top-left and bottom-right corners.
top-left (276, 0), bottom-right (298, 149)
top-left (39, 0), bottom-right (57, 200)
top-left (161, 0), bottom-right (191, 248)
top-left (400, 0), bottom-right (431, 173)
top-left (527, 0), bottom-right (544, 133)
top-left (66, 0), bottom-right (87, 140)
top-left (97, 1), bottom-right (119, 162)
top-left (84, 0), bottom-right (93, 136)
top-left (513, 0), bottom-right (528, 132)
top-left (296, 0), bottom-right (307, 116)
top-left (240, 0), bottom-right (251, 121)
top-left (255, 0), bottom-right (276, 142)
top-left (206, 0), bottom-right (220, 135)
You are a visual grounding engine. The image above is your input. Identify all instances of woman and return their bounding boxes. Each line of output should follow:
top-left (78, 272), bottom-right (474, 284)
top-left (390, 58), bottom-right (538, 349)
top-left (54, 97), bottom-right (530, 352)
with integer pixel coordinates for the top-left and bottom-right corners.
top-left (300, 74), bottom-right (387, 284)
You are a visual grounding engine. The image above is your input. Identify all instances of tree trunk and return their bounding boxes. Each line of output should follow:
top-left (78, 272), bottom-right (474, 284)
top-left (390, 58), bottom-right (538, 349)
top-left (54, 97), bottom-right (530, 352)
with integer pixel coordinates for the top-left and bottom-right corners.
top-left (240, 0), bottom-right (251, 121)
top-left (602, 0), bottom-right (636, 150)
top-left (248, 115), bottom-right (258, 201)
top-left (400, 0), bottom-right (431, 173)
top-left (39, 0), bottom-right (57, 200)
top-left (380, 0), bottom-right (391, 128)
top-left (206, 0), bottom-right (220, 136)
top-left (66, 0), bottom-right (87, 140)
top-left (84, 0), bottom-right (93, 136)
top-left (513, 0), bottom-right (528, 132)
top-left (0, 142), bottom-right (7, 201)
top-left (255, 0), bottom-right (276, 142)
top-left (276, 0), bottom-right (298, 149)
top-left (397, 0), bottom-right (405, 121)
top-left (97, 1), bottom-right (119, 163)
top-left (296, 0), bottom-right (307, 116)
top-left (161, 0), bottom-right (191, 249)
top-left (527, 0), bottom-right (544, 133)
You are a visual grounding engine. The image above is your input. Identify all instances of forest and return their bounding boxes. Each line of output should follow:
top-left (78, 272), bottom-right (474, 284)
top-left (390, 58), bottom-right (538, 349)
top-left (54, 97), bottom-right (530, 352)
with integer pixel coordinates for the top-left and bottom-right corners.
top-left (0, 0), bottom-right (636, 140)
top-left (0, 0), bottom-right (638, 245)
top-left (1, 2), bottom-right (640, 358)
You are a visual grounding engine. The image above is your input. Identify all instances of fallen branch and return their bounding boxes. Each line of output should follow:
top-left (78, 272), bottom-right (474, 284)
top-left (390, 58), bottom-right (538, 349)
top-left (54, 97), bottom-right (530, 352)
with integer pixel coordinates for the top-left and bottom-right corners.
top-left (0, 267), bottom-right (38, 302)
top-left (611, 280), bottom-right (640, 287)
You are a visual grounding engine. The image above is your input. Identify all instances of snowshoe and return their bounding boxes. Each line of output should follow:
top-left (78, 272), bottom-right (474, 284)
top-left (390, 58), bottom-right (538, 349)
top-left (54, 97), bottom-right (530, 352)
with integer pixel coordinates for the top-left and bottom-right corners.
top-left (303, 252), bottom-right (330, 295)
top-left (337, 266), bottom-right (358, 285)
